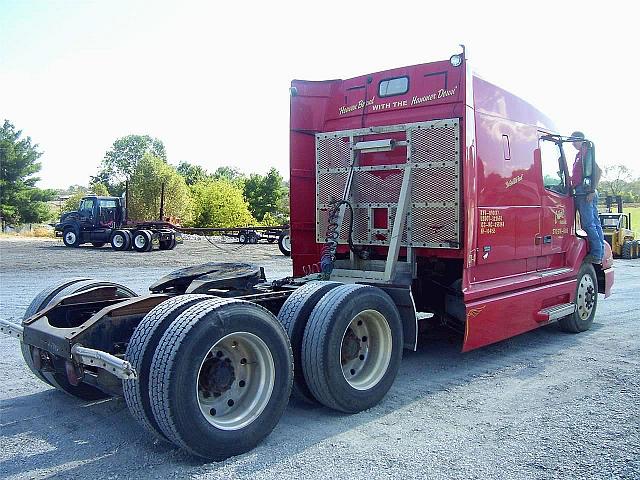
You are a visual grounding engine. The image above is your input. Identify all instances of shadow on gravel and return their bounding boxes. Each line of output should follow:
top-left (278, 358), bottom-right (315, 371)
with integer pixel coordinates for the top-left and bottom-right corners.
top-left (0, 320), bottom-right (599, 478)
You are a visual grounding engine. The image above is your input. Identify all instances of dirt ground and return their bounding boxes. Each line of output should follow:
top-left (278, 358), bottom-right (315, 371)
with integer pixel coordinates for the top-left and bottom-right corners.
top-left (0, 238), bottom-right (638, 480)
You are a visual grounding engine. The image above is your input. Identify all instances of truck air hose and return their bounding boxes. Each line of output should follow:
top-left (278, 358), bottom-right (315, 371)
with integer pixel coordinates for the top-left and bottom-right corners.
top-left (320, 200), bottom-right (368, 278)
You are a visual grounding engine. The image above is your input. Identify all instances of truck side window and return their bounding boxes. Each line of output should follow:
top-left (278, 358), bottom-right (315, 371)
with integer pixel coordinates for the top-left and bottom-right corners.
top-left (79, 198), bottom-right (94, 217)
top-left (98, 199), bottom-right (117, 227)
top-left (539, 138), bottom-right (566, 194)
top-left (378, 76), bottom-right (409, 97)
top-left (99, 199), bottom-right (117, 209)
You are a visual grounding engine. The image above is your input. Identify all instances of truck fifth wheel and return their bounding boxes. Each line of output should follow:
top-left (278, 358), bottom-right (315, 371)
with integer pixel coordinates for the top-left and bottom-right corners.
top-left (1, 48), bottom-right (614, 460)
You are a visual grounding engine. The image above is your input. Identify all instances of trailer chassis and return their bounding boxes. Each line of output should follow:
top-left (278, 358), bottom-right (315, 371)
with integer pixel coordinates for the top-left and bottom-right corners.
top-left (2, 265), bottom-right (294, 395)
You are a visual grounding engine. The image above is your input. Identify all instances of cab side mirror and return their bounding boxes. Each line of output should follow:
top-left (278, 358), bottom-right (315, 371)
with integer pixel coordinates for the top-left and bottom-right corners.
top-left (581, 141), bottom-right (597, 189)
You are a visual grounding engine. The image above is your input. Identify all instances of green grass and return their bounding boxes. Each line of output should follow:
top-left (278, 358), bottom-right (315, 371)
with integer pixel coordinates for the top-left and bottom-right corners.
top-left (625, 207), bottom-right (640, 236)
top-left (601, 205), bottom-right (640, 237)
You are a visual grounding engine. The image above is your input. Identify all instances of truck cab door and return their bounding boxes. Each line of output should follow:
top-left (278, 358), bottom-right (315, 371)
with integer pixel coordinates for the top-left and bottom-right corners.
top-left (78, 198), bottom-right (96, 239)
top-left (92, 198), bottom-right (117, 242)
top-left (537, 136), bottom-right (574, 271)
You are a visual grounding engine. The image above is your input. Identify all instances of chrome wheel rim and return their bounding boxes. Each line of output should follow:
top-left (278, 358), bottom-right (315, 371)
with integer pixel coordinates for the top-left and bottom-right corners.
top-left (113, 234), bottom-right (124, 248)
top-left (577, 274), bottom-right (596, 320)
top-left (282, 235), bottom-right (291, 252)
top-left (196, 332), bottom-right (275, 431)
top-left (239, 234), bottom-right (246, 243)
top-left (64, 231), bottom-right (76, 245)
top-left (340, 309), bottom-right (392, 390)
top-left (134, 234), bottom-right (146, 249)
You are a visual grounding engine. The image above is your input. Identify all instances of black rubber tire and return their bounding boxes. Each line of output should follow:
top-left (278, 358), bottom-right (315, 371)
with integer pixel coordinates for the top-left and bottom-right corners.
top-left (277, 281), bottom-right (341, 403)
top-left (123, 230), bottom-right (133, 250)
top-left (278, 232), bottom-right (291, 256)
top-left (248, 233), bottom-right (258, 244)
top-left (301, 284), bottom-right (403, 413)
top-left (123, 294), bottom-right (211, 440)
top-left (91, 242), bottom-right (106, 248)
top-left (559, 262), bottom-right (598, 333)
top-left (23, 279), bottom-right (137, 400)
top-left (110, 230), bottom-right (130, 251)
top-left (62, 227), bottom-right (81, 247)
top-left (149, 298), bottom-right (293, 460)
top-left (238, 232), bottom-right (248, 244)
top-left (633, 240), bottom-right (639, 259)
top-left (622, 240), bottom-right (633, 259)
top-left (159, 237), bottom-right (177, 250)
top-left (132, 230), bottom-right (153, 252)
top-left (20, 278), bottom-right (92, 385)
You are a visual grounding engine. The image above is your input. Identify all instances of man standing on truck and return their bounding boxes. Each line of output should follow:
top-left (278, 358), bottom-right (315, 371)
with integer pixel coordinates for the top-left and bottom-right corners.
top-left (570, 131), bottom-right (605, 264)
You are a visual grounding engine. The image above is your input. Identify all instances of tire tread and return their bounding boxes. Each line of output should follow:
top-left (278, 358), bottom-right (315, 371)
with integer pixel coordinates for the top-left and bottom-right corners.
top-left (277, 281), bottom-right (340, 402)
top-left (301, 284), bottom-right (365, 411)
top-left (123, 294), bottom-right (211, 439)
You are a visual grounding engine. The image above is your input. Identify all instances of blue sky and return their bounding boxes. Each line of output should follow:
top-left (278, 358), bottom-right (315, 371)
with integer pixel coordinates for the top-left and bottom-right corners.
top-left (1, 0), bottom-right (637, 188)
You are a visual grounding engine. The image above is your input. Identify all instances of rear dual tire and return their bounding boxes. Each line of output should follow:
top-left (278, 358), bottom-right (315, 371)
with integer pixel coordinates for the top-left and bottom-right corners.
top-left (111, 230), bottom-right (131, 251)
top-left (301, 284), bottom-right (403, 413)
top-left (125, 297), bottom-right (293, 460)
top-left (278, 232), bottom-right (291, 256)
top-left (21, 278), bottom-right (137, 400)
top-left (278, 283), bottom-right (403, 413)
top-left (124, 294), bottom-right (211, 440)
top-left (132, 230), bottom-right (153, 252)
top-left (159, 236), bottom-right (177, 250)
top-left (277, 281), bottom-right (341, 403)
top-left (21, 277), bottom-right (91, 386)
top-left (239, 232), bottom-right (258, 244)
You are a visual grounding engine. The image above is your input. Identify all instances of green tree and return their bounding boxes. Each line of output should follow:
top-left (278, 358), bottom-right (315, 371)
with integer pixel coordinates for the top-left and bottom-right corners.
top-left (260, 211), bottom-right (280, 226)
top-left (213, 166), bottom-right (244, 183)
top-left (243, 167), bottom-right (286, 222)
top-left (58, 184), bottom-right (88, 196)
top-left (128, 154), bottom-right (192, 224)
top-left (0, 120), bottom-right (55, 226)
top-left (190, 179), bottom-right (255, 228)
top-left (58, 182), bottom-right (110, 217)
top-left (176, 161), bottom-right (210, 186)
top-left (97, 134), bottom-right (167, 187)
top-left (62, 191), bottom-right (86, 214)
top-left (278, 180), bottom-right (290, 221)
top-left (601, 164), bottom-right (631, 197)
top-left (90, 182), bottom-right (110, 196)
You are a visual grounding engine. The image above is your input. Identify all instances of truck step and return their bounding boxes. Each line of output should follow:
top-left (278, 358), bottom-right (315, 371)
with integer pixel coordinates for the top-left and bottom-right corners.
top-left (535, 303), bottom-right (575, 323)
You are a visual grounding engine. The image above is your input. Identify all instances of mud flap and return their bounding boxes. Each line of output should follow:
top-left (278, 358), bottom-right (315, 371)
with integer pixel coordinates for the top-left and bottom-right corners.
top-left (376, 285), bottom-right (418, 351)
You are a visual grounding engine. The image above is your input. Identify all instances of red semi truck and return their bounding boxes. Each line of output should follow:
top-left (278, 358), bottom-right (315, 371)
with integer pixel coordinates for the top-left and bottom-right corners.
top-left (289, 47), bottom-right (614, 353)
top-left (0, 49), bottom-right (613, 460)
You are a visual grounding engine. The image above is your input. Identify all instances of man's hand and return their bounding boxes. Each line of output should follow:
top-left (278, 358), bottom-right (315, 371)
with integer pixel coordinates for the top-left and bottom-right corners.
top-left (586, 192), bottom-right (595, 203)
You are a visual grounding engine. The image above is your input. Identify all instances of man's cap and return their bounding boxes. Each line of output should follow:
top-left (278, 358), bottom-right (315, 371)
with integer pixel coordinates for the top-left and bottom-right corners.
top-left (570, 131), bottom-right (585, 139)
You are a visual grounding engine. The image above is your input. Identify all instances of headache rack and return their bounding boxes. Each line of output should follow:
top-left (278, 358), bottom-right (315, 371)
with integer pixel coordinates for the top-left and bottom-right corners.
top-left (315, 119), bottom-right (461, 283)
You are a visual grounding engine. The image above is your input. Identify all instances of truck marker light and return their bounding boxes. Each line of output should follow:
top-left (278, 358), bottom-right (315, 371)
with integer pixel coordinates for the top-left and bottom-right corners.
top-left (450, 54), bottom-right (463, 67)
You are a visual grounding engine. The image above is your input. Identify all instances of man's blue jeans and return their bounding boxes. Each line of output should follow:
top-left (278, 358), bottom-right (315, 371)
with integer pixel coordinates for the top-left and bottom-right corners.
top-left (575, 188), bottom-right (604, 260)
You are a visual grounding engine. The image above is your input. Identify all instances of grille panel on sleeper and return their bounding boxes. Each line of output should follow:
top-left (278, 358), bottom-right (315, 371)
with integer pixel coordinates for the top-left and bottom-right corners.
top-left (315, 120), bottom-right (461, 249)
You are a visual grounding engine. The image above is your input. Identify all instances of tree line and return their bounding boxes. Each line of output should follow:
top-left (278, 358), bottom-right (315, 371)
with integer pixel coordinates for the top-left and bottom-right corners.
top-left (598, 165), bottom-right (640, 203)
top-left (1, 121), bottom-right (289, 228)
top-left (4, 119), bottom-right (640, 229)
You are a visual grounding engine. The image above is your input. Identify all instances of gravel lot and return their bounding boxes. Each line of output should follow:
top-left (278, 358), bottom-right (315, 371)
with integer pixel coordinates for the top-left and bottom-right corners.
top-left (1, 238), bottom-right (638, 480)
